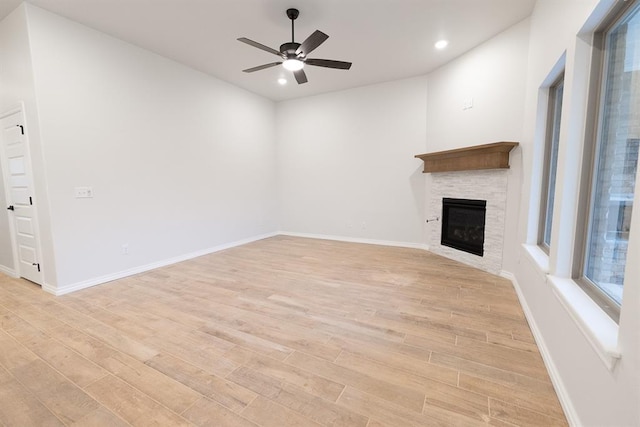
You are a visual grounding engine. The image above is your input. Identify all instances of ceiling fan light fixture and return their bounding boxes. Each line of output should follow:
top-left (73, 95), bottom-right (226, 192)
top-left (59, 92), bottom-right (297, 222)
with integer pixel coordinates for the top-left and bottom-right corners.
top-left (283, 59), bottom-right (304, 71)
top-left (238, 8), bottom-right (351, 84)
top-left (278, 77), bottom-right (288, 85)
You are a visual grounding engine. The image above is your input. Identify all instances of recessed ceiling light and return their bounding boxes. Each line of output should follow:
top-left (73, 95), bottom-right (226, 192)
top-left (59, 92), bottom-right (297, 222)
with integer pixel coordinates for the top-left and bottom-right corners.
top-left (278, 78), bottom-right (287, 85)
top-left (435, 40), bottom-right (449, 50)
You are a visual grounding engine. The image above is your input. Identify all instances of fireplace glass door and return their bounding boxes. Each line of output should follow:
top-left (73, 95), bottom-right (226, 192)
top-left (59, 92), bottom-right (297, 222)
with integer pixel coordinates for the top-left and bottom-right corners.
top-left (441, 198), bottom-right (487, 256)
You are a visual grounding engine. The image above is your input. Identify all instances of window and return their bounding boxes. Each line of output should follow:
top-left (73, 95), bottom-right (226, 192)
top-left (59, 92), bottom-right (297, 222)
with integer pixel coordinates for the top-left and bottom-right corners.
top-left (579, 0), bottom-right (640, 320)
top-left (539, 76), bottom-right (564, 251)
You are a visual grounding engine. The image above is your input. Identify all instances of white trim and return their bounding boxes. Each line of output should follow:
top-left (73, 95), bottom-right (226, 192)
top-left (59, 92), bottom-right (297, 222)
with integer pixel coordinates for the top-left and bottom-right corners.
top-left (520, 243), bottom-right (621, 371)
top-left (548, 275), bottom-right (620, 369)
top-left (50, 232), bottom-right (278, 296)
top-left (278, 231), bottom-right (429, 251)
top-left (579, 0), bottom-right (617, 35)
top-left (527, 51), bottom-right (567, 247)
top-left (47, 231), bottom-right (429, 296)
top-left (522, 244), bottom-right (550, 274)
top-left (0, 264), bottom-right (18, 278)
top-left (0, 103), bottom-right (45, 285)
top-left (500, 270), bottom-right (582, 427)
top-left (0, 106), bottom-right (22, 279)
top-left (0, 105), bottom-right (23, 119)
top-left (41, 281), bottom-right (57, 295)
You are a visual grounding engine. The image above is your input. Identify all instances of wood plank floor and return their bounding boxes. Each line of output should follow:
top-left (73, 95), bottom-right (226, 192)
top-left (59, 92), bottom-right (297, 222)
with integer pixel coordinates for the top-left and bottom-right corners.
top-left (0, 236), bottom-right (567, 426)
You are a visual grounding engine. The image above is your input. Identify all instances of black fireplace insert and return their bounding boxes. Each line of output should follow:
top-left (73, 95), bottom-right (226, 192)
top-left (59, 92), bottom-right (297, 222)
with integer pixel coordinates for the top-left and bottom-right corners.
top-left (441, 198), bottom-right (486, 256)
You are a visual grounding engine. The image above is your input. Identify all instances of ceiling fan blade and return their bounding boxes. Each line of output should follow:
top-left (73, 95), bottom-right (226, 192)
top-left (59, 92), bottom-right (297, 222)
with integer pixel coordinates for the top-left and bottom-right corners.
top-left (293, 69), bottom-right (308, 84)
top-left (237, 37), bottom-right (282, 57)
top-left (242, 62), bottom-right (282, 73)
top-left (305, 58), bottom-right (352, 70)
top-left (295, 30), bottom-right (329, 56)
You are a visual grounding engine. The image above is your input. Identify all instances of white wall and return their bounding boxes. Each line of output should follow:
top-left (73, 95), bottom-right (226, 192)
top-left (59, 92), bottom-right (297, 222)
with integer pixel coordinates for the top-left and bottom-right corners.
top-left (515, 0), bottom-right (640, 425)
top-left (0, 4), bottom-right (56, 281)
top-left (276, 77), bottom-right (428, 246)
top-left (275, 19), bottom-right (529, 266)
top-left (425, 19), bottom-right (530, 273)
top-left (425, 19), bottom-right (530, 152)
top-left (3, 3), bottom-right (638, 424)
top-left (25, 5), bottom-right (278, 292)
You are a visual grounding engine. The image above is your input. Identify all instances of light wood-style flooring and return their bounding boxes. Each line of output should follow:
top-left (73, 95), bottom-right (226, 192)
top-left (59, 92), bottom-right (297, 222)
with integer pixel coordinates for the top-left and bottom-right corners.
top-left (0, 236), bottom-right (567, 426)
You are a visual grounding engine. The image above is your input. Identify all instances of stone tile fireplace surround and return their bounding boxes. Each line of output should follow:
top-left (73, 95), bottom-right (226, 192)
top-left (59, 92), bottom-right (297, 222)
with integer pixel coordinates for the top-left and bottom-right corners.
top-left (429, 170), bottom-right (508, 274)
top-left (415, 142), bottom-right (517, 275)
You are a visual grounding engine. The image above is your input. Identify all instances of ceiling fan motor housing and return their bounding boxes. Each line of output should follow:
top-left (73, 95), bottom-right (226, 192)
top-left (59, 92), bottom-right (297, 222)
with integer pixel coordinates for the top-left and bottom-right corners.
top-left (280, 42), bottom-right (302, 58)
top-left (237, 7), bottom-right (352, 84)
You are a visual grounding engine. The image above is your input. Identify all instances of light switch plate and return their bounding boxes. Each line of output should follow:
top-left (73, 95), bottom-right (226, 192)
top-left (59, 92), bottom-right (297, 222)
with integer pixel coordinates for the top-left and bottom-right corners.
top-left (74, 187), bottom-right (93, 198)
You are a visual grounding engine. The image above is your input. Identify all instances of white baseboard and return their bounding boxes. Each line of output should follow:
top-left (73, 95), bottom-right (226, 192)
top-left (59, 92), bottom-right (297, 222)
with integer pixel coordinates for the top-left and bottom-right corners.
top-left (41, 282), bottom-right (58, 295)
top-left (0, 264), bottom-right (18, 278)
top-left (53, 232), bottom-right (278, 296)
top-left (500, 270), bottom-right (580, 427)
top-left (49, 231), bottom-right (429, 296)
top-left (279, 231), bottom-right (429, 251)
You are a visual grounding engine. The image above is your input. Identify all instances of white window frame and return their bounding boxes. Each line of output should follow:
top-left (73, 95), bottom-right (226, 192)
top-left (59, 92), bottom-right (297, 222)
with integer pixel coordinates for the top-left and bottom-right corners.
top-left (574, 0), bottom-right (640, 323)
top-left (538, 75), bottom-right (565, 253)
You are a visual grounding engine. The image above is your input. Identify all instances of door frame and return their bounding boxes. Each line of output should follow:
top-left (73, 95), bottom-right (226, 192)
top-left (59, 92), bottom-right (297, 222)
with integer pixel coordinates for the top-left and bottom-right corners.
top-left (0, 103), bottom-right (44, 284)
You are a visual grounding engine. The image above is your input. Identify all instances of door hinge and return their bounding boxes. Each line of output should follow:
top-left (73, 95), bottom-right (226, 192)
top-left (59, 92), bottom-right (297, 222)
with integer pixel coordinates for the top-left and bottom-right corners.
top-left (17, 125), bottom-right (24, 135)
top-left (29, 196), bottom-right (33, 205)
top-left (32, 263), bottom-right (40, 272)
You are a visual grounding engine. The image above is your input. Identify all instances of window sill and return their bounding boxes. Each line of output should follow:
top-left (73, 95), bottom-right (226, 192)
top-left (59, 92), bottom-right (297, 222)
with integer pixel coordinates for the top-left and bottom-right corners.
top-left (548, 275), bottom-right (621, 370)
top-left (522, 244), bottom-right (550, 274)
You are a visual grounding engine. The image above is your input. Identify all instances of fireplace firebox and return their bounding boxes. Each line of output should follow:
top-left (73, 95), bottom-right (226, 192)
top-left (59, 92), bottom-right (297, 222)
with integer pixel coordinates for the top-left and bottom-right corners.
top-left (441, 198), bottom-right (486, 256)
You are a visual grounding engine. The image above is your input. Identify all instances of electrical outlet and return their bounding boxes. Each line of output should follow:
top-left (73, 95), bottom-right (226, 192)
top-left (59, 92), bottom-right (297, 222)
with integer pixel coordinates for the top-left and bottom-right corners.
top-left (74, 186), bottom-right (93, 198)
top-left (121, 243), bottom-right (129, 255)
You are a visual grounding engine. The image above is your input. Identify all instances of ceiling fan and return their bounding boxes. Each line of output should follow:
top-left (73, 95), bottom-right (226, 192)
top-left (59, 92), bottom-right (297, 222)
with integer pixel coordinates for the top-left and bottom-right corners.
top-left (237, 8), bottom-right (352, 84)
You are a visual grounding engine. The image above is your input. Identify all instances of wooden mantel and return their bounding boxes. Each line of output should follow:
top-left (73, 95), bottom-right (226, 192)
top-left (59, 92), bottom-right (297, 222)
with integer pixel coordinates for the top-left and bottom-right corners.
top-left (415, 141), bottom-right (519, 173)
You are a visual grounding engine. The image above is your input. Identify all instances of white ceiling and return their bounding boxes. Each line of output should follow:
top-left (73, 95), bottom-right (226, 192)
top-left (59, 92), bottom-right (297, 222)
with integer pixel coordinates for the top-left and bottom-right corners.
top-left (0, 0), bottom-right (535, 101)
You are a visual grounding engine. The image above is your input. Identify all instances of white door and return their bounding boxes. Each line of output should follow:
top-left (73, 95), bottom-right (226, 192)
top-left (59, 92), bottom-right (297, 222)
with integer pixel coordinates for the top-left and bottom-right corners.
top-left (1, 109), bottom-right (43, 285)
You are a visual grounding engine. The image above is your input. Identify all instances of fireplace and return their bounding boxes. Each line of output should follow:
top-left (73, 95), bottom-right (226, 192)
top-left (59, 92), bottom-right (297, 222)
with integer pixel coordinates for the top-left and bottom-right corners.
top-left (441, 198), bottom-right (487, 256)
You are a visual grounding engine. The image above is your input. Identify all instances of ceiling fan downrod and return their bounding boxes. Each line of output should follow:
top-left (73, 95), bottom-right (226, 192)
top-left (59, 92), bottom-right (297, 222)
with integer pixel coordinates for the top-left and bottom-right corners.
top-left (287, 8), bottom-right (299, 43)
top-left (237, 7), bottom-right (351, 85)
